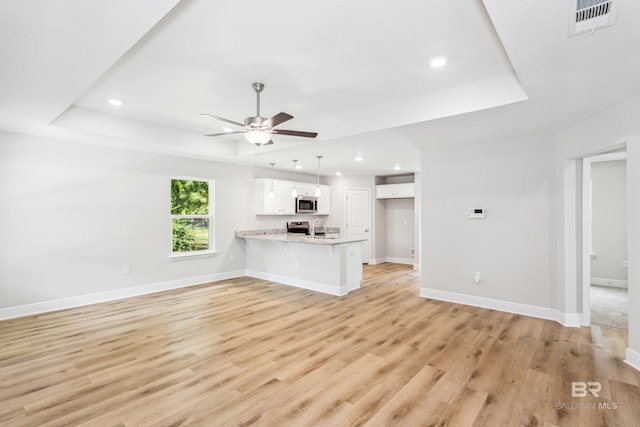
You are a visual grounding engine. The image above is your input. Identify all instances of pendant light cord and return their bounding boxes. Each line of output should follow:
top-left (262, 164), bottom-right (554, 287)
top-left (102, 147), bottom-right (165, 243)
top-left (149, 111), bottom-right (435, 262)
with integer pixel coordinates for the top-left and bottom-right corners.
top-left (315, 156), bottom-right (322, 197)
top-left (291, 160), bottom-right (298, 198)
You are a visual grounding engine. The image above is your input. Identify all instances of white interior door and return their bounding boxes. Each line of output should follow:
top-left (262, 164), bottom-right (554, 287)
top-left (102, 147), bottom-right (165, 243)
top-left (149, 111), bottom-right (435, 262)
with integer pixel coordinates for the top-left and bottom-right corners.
top-left (346, 188), bottom-right (371, 263)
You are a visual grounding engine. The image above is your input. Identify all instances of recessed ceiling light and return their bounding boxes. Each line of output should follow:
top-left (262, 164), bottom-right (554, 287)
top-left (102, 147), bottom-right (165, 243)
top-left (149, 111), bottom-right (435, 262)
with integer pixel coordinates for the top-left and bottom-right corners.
top-left (223, 127), bottom-right (233, 133)
top-left (108, 98), bottom-right (123, 106)
top-left (355, 156), bottom-right (364, 162)
top-left (393, 164), bottom-right (401, 170)
top-left (429, 57), bottom-right (447, 68)
top-left (295, 164), bottom-right (302, 169)
top-left (336, 171), bottom-right (342, 176)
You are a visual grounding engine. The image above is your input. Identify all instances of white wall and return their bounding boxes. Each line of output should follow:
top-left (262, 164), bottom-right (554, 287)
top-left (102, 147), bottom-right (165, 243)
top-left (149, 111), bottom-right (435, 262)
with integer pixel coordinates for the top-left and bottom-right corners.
top-left (556, 95), bottom-right (640, 365)
top-left (418, 91), bottom-right (640, 372)
top-left (0, 130), bottom-right (359, 316)
top-left (374, 198), bottom-right (387, 263)
top-left (383, 198), bottom-right (415, 263)
top-left (0, 131), bottom-right (259, 311)
top-left (414, 172), bottom-right (421, 269)
top-left (628, 142), bottom-right (640, 364)
top-left (591, 160), bottom-right (627, 284)
top-left (420, 136), bottom-right (555, 309)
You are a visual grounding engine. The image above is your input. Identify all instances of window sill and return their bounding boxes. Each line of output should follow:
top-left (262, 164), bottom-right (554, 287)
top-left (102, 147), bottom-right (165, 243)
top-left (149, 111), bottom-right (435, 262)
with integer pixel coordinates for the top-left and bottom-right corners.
top-left (169, 250), bottom-right (218, 260)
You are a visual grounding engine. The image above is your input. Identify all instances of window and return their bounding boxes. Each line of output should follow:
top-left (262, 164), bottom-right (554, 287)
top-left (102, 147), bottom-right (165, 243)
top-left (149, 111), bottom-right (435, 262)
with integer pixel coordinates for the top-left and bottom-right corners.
top-left (170, 178), bottom-right (215, 256)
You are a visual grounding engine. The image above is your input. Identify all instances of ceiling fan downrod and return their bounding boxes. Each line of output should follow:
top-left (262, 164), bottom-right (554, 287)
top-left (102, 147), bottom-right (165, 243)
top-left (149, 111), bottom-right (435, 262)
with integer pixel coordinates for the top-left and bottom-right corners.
top-left (252, 82), bottom-right (264, 118)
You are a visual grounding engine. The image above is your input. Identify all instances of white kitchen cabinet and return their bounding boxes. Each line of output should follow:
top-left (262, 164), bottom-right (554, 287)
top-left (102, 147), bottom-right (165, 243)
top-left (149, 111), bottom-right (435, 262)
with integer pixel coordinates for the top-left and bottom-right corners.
top-left (256, 178), bottom-right (296, 215)
top-left (375, 183), bottom-right (414, 199)
top-left (316, 185), bottom-right (331, 215)
top-left (256, 179), bottom-right (331, 215)
top-left (295, 183), bottom-right (315, 197)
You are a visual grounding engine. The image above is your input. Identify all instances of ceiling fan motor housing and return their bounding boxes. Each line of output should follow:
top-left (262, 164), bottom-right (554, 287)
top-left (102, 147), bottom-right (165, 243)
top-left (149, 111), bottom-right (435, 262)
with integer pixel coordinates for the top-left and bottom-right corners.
top-left (245, 116), bottom-right (266, 128)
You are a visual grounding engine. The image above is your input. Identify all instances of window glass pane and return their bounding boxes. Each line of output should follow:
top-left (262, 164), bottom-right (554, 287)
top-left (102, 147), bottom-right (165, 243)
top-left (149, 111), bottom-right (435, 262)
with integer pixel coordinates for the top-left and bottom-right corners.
top-left (172, 218), bottom-right (210, 252)
top-left (171, 179), bottom-right (209, 215)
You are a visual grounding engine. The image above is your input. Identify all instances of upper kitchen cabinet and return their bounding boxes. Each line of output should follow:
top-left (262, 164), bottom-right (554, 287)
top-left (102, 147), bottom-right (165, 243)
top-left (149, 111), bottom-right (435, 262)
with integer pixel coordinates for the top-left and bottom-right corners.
top-left (316, 185), bottom-right (331, 215)
top-left (295, 183), bottom-right (316, 197)
top-left (255, 178), bottom-right (295, 215)
top-left (375, 182), bottom-right (414, 199)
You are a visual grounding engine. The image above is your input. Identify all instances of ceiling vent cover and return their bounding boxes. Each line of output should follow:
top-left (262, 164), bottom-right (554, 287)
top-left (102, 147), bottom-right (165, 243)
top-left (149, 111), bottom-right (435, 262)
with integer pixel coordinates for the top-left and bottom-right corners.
top-left (569, 0), bottom-right (619, 36)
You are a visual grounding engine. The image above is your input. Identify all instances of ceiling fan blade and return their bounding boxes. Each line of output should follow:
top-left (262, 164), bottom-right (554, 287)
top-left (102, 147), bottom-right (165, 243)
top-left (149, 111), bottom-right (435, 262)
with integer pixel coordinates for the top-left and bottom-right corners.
top-left (200, 113), bottom-right (245, 127)
top-left (205, 131), bottom-right (244, 137)
top-left (263, 112), bottom-right (293, 128)
top-left (271, 129), bottom-right (318, 138)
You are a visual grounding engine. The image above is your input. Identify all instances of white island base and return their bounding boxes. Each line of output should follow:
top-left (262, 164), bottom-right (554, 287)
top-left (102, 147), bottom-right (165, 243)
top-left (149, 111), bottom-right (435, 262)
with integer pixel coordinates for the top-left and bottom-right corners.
top-left (243, 237), bottom-right (363, 296)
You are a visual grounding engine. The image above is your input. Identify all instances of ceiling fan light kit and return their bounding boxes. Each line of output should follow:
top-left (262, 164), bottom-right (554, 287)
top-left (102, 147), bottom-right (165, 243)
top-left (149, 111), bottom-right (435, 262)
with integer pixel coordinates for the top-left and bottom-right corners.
top-left (245, 130), bottom-right (271, 145)
top-left (202, 82), bottom-right (318, 146)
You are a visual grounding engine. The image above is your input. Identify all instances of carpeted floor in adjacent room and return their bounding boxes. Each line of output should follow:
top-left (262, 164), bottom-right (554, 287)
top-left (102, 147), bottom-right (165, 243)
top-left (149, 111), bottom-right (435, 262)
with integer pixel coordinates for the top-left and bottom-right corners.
top-left (590, 284), bottom-right (628, 330)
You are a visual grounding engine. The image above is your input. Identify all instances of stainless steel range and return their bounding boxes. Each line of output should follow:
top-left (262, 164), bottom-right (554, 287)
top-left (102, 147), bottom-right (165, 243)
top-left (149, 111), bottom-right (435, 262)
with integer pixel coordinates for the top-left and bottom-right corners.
top-left (286, 221), bottom-right (309, 234)
top-left (286, 220), bottom-right (326, 236)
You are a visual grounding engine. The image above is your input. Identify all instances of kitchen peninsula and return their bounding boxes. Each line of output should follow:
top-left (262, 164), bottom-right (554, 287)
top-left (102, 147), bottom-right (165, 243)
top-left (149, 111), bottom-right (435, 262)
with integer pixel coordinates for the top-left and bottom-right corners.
top-left (235, 229), bottom-right (366, 296)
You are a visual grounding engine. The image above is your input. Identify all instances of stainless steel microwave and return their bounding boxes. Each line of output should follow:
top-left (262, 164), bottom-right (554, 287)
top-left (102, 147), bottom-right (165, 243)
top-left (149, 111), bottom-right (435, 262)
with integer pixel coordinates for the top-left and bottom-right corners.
top-left (296, 196), bottom-right (318, 213)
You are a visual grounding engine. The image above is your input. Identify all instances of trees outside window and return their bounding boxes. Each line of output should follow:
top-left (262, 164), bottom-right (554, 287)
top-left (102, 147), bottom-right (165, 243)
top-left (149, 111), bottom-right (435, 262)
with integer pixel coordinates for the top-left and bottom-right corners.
top-left (171, 179), bottom-right (214, 254)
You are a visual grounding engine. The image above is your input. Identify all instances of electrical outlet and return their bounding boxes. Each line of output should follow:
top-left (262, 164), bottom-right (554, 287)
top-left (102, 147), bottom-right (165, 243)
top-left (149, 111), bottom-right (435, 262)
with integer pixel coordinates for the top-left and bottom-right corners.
top-left (409, 248), bottom-right (415, 256)
top-left (623, 260), bottom-right (628, 268)
top-left (474, 272), bottom-right (481, 284)
top-left (123, 266), bottom-right (130, 275)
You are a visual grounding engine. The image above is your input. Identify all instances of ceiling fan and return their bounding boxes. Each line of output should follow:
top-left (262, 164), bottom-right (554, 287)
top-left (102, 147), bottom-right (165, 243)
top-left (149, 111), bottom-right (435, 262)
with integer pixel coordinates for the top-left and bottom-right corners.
top-left (201, 82), bottom-right (318, 146)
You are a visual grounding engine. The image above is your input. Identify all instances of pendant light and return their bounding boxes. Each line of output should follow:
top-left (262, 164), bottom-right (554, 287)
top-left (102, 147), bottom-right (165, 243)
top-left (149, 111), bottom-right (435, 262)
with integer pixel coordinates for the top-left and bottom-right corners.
top-left (291, 160), bottom-right (298, 198)
top-left (314, 156), bottom-right (322, 197)
top-left (268, 163), bottom-right (276, 199)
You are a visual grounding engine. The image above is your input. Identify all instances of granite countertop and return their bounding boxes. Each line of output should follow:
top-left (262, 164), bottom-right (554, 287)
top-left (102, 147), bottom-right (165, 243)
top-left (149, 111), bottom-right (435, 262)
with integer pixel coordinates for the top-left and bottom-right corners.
top-left (235, 230), bottom-right (365, 246)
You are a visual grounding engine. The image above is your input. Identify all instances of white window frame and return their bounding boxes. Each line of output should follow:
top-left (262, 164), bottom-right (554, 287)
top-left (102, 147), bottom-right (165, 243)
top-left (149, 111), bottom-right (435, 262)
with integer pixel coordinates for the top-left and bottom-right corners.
top-left (169, 177), bottom-right (216, 259)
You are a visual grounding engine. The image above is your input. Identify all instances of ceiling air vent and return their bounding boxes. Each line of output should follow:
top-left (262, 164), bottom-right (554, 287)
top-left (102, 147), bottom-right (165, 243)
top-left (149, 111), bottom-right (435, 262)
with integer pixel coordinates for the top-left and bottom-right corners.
top-left (569, 0), bottom-right (619, 36)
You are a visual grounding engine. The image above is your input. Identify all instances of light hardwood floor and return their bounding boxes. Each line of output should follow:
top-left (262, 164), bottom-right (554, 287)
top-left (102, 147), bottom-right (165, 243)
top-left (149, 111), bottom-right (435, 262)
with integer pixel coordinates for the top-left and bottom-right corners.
top-left (1, 263), bottom-right (639, 426)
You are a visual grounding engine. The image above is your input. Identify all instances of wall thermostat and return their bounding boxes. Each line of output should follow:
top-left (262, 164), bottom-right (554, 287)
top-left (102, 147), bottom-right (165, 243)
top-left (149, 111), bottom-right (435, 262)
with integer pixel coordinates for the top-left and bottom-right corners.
top-left (468, 208), bottom-right (485, 219)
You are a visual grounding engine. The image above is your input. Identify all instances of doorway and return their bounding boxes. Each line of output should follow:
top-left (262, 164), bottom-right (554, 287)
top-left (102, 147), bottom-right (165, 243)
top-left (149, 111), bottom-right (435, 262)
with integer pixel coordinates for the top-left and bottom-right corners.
top-left (582, 152), bottom-right (628, 329)
top-left (346, 188), bottom-right (371, 264)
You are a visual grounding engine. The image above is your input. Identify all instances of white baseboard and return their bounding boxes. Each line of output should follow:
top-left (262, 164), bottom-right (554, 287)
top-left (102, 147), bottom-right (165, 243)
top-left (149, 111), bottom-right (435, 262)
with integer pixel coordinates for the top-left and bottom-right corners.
top-left (246, 269), bottom-right (345, 296)
top-left (385, 257), bottom-right (414, 265)
top-left (369, 257), bottom-right (414, 266)
top-left (561, 312), bottom-right (582, 327)
top-left (419, 288), bottom-right (580, 327)
top-left (625, 348), bottom-right (640, 372)
top-left (0, 270), bottom-right (246, 321)
top-left (591, 277), bottom-right (628, 288)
